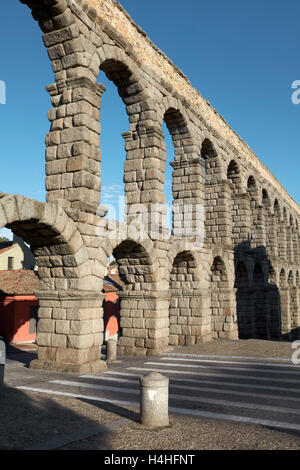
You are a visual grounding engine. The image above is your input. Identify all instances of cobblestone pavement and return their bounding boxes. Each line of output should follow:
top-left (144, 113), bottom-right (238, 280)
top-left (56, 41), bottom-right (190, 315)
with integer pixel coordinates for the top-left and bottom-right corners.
top-left (1, 339), bottom-right (300, 450)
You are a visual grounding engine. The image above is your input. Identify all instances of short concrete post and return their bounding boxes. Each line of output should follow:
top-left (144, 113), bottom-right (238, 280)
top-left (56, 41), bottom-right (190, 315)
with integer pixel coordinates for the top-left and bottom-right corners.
top-left (106, 339), bottom-right (117, 362)
top-left (140, 372), bottom-right (169, 427)
top-left (0, 339), bottom-right (6, 385)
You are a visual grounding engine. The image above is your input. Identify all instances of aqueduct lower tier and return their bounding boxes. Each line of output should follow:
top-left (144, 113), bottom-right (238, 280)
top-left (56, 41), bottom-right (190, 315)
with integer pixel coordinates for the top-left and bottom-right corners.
top-left (2, 0), bottom-right (299, 372)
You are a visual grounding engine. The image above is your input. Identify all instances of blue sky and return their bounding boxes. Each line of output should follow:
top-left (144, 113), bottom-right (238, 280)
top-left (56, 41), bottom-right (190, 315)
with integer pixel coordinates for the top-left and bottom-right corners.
top-left (0, 0), bottom-right (299, 238)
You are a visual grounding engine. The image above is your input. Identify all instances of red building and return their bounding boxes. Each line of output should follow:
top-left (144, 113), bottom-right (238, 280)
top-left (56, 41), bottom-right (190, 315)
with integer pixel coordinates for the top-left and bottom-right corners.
top-left (0, 267), bottom-right (123, 345)
top-left (103, 267), bottom-right (123, 341)
top-left (0, 270), bottom-right (39, 344)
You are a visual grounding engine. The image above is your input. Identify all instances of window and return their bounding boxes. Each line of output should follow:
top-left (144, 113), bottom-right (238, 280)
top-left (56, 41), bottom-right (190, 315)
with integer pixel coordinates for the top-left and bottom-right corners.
top-left (7, 257), bottom-right (14, 270)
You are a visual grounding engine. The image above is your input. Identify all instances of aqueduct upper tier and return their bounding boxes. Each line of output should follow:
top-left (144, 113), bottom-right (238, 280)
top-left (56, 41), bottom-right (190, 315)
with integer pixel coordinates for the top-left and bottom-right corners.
top-left (2, 0), bottom-right (299, 372)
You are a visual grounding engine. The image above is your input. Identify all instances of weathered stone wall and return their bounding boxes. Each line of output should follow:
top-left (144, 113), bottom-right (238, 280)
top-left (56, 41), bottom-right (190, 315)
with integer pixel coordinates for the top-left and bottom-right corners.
top-left (1, 0), bottom-right (298, 371)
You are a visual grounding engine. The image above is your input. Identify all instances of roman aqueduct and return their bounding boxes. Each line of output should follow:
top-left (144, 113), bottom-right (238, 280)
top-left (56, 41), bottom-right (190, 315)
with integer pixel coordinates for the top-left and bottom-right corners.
top-left (0, 0), bottom-right (299, 372)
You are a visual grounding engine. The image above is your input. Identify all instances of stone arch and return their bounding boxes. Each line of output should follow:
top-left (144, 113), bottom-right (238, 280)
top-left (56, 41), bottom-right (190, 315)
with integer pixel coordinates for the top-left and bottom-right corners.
top-left (156, 99), bottom-right (204, 239)
top-left (285, 210), bottom-right (294, 263)
top-left (112, 239), bottom-right (157, 291)
top-left (267, 265), bottom-right (282, 339)
top-left (288, 270), bottom-right (298, 337)
top-left (94, 48), bottom-right (152, 215)
top-left (0, 195), bottom-right (89, 289)
top-left (247, 175), bottom-right (257, 191)
top-left (253, 262), bottom-right (268, 338)
top-left (169, 250), bottom-right (205, 346)
top-left (261, 188), bottom-right (270, 208)
top-left (210, 256), bottom-right (237, 339)
top-left (0, 194), bottom-right (105, 373)
top-left (234, 260), bottom-right (251, 339)
top-left (201, 138), bottom-right (231, 246)
top-left (268, 265), bottom-right (277, 285)
top-left (227, 160), bottom-right (248, 245)
top-left (280, 268), bottom-right (286, 286)
top-left (287, 270), bottom-right (294, 288)
top-left (261, 188), bottom-right (274, 255)
top-left (200, 138), bottom-right (221, 183)
top-left (274, 201), bottom-right (286, 261)
top-left (97, 53), bottom-right (146, 121)
top-left (101, 236), bottom-right (168, 356)
top-left (227, 159), bottom-right (240, 184)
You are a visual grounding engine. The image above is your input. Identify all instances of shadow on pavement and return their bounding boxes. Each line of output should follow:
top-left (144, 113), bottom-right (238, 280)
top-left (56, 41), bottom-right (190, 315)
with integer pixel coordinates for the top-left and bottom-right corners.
top-left (0, 383), bottom-right (114, 450)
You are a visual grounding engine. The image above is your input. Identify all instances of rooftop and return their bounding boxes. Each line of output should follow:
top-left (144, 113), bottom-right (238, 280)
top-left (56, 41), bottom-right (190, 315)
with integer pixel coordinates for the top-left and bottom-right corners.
top-left (0, 270), bottom-right (40, 296)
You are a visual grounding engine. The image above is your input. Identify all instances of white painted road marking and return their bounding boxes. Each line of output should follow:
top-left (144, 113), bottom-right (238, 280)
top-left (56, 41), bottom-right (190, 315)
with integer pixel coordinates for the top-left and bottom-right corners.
top-left (85, 371), bottom-right (300, 394)
top-left (164, 353), bottom-right (293, 363)
top-left (16, 385), bottom-right (300, 433)
top-left (160, 357), bottom-right (300, 370)
top-left (127, 366), bottom-right (300, 385)
top-left (145, 361), bottom-right (300, 376)
top-left (50, 380), bottom-right (300, 416)
top-left (80, 374), bottom-right (300, 402)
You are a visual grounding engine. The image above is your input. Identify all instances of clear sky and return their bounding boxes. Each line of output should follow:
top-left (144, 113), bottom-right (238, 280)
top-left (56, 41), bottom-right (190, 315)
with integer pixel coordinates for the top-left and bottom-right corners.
top-left (0, 0), bottom-right (299, 239)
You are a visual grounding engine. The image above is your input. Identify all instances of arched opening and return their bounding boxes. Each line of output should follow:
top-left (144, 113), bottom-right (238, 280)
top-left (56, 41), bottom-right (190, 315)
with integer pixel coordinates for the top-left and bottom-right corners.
top-left (0, 231), bottom-right (38, 344)
top-left (268, 265), bottom-right (281, 339)
top-left (279, 268), bottom-right (291, 339)
top-left (262, 189), bottom-right (270, 208)
top-left (253, 263), bottom-right (267, 339)
top-left (285, 211), bottom-right (293, 262)
top-left (247, 175), bottom-right (257, 191)
top-left (234, 261), bottom-right (251, 338)
top-left (261, 189), bottom-right (273, 253)
top-left (210, 257), bottom-right (230, 339)
top-left (247, 176), bottom-right (258, 246)
top-left (227, 160), bottom-right (244, 245)
top-left (201, 138), bottom-right (218, 184)
top-left (97, 60), bottom-right (141, 224)
top-left (97, 69), bottom-right (129, 222)
top-left (108, 239), bottom-right (167, 356)
top-left (288, 271), bottom-right (298, 337)
top-left (113, 240), bottom-right (155, 292)
top-left (274, 199), bottom-right (282, 257)
top-left (292, 219), bottom-right (299, 265)
top-left (169, 251), bottom-right (200, 346)
top-left (161, 118), bottom-right (175, 233)
top-left (280, 268), bottom-right (286, 287)
top-left (163, 108), bottom-right (199, 238)
top-left (227, 160), bottom-right (241, 191)
top-left (201, 139), bottom-right (222, 245)
top-left (102, 256), bottom-right (122, 343)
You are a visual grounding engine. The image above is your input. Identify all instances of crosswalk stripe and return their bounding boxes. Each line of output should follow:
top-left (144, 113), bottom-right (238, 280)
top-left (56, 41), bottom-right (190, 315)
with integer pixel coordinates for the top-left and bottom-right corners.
top-left (50, 380), bottom-right (300, 416)
top-left (160, 357), bottom-right (300, 370)
top-left (168, 408), bottom-right (300, 433)
top-left (85, 371), bottom-right (300, 394)
top-left (16, 386), bottom-right (300, 433)
top-left (164, 353), bottom-right (292, 363)
top-left (16, 386), bottom-right (138, 407)
top-left (145, 361), bottom-right (300, 376)
top-left (79, 374), bottom-right (300, 402)
top-left (127, 366), bottom-right (300, 384)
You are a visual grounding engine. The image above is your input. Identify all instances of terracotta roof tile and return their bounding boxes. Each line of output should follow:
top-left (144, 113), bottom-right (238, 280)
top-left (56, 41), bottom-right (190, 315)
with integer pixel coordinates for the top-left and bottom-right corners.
top-left (0, 242), bottom-right (14, 256)
top-left (0, 270), bottom-right (40, 295)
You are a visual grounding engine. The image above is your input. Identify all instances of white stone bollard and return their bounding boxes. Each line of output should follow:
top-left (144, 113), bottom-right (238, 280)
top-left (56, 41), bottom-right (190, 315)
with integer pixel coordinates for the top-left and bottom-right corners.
top-left (140, 372), bottom-right (169, 427)
top-left (106, 338), bottom-right (118, 362)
